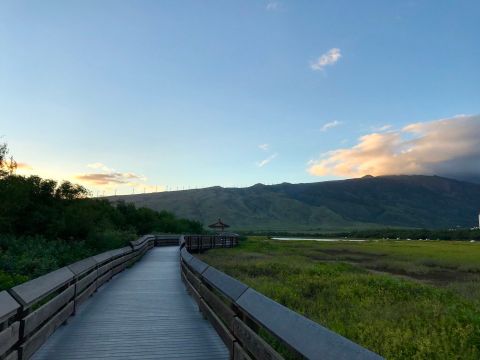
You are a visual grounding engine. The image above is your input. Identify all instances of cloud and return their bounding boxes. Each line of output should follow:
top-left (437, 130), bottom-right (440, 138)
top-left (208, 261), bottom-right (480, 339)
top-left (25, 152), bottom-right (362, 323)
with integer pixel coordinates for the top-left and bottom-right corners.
top-left (16, 162), bottom-right (33, 170)
top-left (76, 163), bottom-right (146, 186)
top-left (87, 162), bottom-right (114, 172)
top-left (75, 172), bottom-right (145, 185)
top-left (307, 114), bottom-right (480, 182)
top-left (311, 48), bottom-right (342, 71)
top-left (266, 2), bottom-right (279, 11)
top-left (258, 144), bottom-right (269, 151)
top-left (256, 153), bottom-right (278, 168)
top-left (321, 120), bottom-right (342, 132)
top-left (14, 162), bottom-right (34, 176)
top-left (372, 124), bottom-right (392, 132)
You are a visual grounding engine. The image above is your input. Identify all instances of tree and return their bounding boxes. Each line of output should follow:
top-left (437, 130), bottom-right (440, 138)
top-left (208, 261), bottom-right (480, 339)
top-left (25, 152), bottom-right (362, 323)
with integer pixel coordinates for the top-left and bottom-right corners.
top-left (55, 181), bottom-right (89, 200)
top-left (0, 141), bottom-right (204, 239)
top-left (0, 143), bottom-right (17, 177)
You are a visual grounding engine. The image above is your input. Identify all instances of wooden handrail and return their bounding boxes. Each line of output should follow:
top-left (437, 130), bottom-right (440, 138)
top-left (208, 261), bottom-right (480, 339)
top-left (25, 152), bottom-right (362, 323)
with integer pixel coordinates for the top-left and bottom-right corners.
top-left (1, 234), bottom-right (382, 360)
top-left (180, 243), bottom-right (384, 360)
top-left (183, 234), bottom-right (239, 252)
top-left (0, 234), bottom-right (181, 360)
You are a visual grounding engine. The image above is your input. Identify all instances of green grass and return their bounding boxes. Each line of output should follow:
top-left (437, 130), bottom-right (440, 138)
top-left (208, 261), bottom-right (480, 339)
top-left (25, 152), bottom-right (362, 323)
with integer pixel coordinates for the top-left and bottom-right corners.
top-left (0, 230), bottom-right (135, 291)
top-left (198, 237), bottom-right (480, 359)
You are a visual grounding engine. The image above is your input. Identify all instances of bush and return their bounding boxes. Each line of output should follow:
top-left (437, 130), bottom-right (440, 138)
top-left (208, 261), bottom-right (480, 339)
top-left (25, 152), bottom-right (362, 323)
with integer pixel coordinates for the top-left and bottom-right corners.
top-left (0, 143), bottom-right (204, 290)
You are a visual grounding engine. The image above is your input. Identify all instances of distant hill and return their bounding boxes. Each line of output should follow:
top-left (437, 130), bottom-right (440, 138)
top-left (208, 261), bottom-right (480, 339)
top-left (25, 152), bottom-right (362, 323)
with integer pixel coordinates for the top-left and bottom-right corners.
top-left (107, 175), bottom-right (480, 231)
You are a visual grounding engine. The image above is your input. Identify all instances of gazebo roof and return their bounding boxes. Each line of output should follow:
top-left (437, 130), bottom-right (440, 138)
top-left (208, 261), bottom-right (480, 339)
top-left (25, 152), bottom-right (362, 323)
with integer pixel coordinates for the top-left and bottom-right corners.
top-left (208, 218), bottom-right (230, 229)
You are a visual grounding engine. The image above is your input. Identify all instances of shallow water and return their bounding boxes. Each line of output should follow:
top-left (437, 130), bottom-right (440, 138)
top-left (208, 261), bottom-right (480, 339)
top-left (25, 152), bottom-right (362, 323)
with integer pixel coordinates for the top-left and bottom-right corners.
top-left (271, 237), bottom-right (366, 242)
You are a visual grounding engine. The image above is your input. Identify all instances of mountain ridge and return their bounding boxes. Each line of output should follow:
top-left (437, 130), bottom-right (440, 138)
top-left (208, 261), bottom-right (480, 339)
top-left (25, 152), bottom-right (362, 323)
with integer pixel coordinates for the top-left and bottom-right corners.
top-left (107, 175), bottom-right (480, 231)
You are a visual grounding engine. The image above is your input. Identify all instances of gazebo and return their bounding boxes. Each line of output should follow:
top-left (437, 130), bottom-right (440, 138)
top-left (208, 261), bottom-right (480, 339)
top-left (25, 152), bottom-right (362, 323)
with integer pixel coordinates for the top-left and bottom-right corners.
top-left (208, 218), bottom-right (230, 233)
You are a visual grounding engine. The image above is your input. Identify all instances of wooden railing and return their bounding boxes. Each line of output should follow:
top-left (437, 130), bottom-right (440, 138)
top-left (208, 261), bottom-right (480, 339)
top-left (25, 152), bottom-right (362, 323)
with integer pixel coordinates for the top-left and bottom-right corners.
top-left (184, 235), bottom-right (239, 252)
top-left (0, 234), bottom-right (179, 360)
top-left (1, 234), bottom-right (383, 360)
top-left (179, 236), bottom-right (383, 360)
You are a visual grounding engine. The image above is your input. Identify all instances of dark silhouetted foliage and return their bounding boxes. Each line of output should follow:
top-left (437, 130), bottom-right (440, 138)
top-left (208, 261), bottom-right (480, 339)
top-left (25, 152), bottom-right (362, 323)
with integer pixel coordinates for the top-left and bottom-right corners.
top-left (0, 143), bottom-right (203, 290)
top-left (0, 174), bottom-right (203, 240)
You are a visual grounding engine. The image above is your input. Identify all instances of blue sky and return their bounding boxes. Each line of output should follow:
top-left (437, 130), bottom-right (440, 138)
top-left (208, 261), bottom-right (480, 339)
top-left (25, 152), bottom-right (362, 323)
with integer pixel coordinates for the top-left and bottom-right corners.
top-left (1, 1), bottom-right (479, 194)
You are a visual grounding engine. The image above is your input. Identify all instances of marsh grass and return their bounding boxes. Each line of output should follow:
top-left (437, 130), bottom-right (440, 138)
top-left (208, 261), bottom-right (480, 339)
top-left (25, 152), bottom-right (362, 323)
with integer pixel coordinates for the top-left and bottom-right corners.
top-left (198, 237), bottom-right (480, 359)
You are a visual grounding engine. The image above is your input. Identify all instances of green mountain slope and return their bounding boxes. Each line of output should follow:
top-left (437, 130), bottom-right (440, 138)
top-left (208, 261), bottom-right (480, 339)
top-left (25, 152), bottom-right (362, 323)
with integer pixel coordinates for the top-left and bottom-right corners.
top-left (108, 175), bottom-right (480, 231)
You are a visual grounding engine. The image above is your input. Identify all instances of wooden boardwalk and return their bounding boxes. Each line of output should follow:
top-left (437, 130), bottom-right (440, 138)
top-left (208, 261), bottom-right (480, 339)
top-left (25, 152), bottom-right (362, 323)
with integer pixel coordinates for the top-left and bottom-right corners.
top-left (31, 246), bottom-right (229, 360)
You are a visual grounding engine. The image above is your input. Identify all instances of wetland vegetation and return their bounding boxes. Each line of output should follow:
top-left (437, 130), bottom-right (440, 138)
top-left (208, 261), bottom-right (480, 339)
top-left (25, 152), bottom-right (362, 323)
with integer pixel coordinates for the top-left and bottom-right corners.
top-left (198, 237), bottom-right (480, 359)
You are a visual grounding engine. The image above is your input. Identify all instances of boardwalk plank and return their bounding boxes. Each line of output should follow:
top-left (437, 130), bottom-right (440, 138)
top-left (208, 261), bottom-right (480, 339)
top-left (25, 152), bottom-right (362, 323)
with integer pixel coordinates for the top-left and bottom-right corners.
top-left (32, 247), bottom-right (229, 360)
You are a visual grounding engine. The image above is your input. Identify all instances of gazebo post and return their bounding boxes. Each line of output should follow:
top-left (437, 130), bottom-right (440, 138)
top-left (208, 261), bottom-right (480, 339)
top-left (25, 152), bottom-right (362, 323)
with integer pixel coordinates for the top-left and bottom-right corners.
top-left (208, 218), bottom-right (230, 237)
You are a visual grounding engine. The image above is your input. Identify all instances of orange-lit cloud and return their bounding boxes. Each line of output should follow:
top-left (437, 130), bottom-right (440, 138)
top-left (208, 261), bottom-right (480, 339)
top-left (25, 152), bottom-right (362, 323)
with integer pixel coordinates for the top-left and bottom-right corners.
top-left (76, 172), bottom-right (144, 185)
top-left (15, 162), bottom-right (35, 176)
top-left (308, 114), bottom-right (480, 182)
top-left (75, 163), bottom-right (146, 186)
top-left (16, 162), bottom-right (33, 170)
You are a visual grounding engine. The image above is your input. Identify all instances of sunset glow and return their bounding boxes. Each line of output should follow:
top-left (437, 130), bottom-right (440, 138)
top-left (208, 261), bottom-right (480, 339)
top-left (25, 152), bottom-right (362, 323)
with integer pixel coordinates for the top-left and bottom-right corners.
top-left (1, 1), bottom-right (479, 193)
